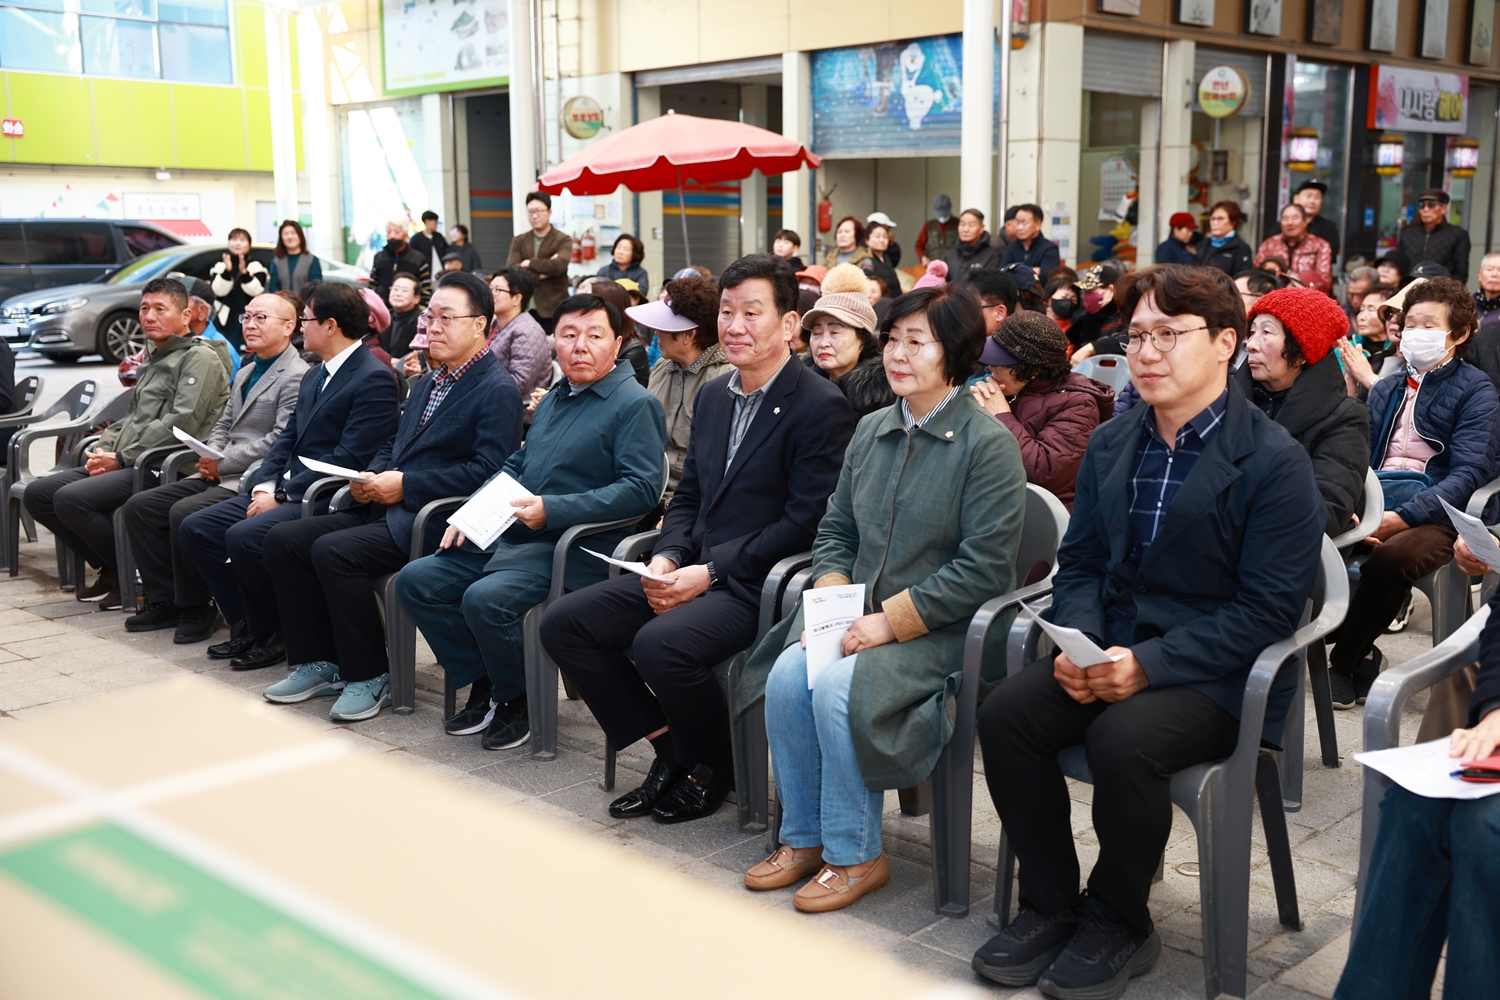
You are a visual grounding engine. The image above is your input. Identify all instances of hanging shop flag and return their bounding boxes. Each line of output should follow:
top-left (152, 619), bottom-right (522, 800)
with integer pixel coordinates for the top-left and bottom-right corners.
top-left (1368, 65), bottom-right (1469, 133)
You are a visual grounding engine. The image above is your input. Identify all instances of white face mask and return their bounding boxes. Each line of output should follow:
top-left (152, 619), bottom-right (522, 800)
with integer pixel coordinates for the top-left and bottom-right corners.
top-left (1400, 328), bottom-right (1451, 373)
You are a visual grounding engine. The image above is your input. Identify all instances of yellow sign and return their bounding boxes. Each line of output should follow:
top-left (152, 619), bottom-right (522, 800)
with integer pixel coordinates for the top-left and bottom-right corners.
top-left (1198, 66), bottom-right (1251, 119)
top-left (562, 96), bottom-right (604, 140)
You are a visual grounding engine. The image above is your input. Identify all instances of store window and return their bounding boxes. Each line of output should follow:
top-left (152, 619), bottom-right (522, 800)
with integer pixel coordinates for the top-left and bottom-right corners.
top-left (0, 0), bottom-right (231, 83)
top-left (1288, 61), bottom-right (1353, 257)
top-left (1078, 92), bottom-right (1146, 264)
top-left (338, 99), bottom-right (430, 269)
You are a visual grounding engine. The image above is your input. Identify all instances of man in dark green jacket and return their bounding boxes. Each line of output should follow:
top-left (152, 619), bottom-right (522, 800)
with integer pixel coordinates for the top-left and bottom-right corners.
top-left (24, 277), bottom-right (230, 608)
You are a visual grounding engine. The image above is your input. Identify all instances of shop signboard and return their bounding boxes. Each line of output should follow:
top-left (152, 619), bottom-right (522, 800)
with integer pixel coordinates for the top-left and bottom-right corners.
top-left (1197, 66), bottom-right (1251, 118)
top-left (812, 34), bottom-right (980, 157)
top-left (1368, 65), bottom-right (1469, 133)
top-left (382, 0), bottom-right (509, 97)
top-left (562, 97), bottom-right (604, 140)
top-left (1, 118), bottom-right (22, 138)
top-left (123, 193), bottom-right (201, 220)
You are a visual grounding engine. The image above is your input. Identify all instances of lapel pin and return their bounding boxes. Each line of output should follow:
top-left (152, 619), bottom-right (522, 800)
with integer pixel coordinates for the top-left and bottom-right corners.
top-left (774, 406), bottom-right (781, 415)
top-left (945, 430), bottom-right (954, 438)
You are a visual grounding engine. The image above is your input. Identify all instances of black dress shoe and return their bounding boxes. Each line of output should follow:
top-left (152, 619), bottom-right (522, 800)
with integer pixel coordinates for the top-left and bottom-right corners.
top-left (230, 633), bottom-right (286, 670)
top-left (207, 621), bottom-right (253, 659)
top-left (174, 604), bottom-right (220, 644)
top-left (609, 757), bottom-right (685, 819)
top-left (651, 764), bottom-right (733, 824)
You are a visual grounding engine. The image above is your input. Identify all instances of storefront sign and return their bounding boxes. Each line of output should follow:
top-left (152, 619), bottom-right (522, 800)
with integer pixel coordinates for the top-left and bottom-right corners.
top-left (122, 193), bottom-right (201, 220)
top-left (1368, 65), bottom-right (1468, 133)
top-left (382, 0), bottom-right (509, 97)
top-left (561, 96), bottom-right (604, 140)
top-left (1, 118), bottom-right (22, 138)
top-left (1197, 67), bottom-right (1251, 118)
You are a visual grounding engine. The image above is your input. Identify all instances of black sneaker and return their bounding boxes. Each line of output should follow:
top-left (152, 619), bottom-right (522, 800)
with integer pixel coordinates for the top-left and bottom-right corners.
top-left (174, 604), bottom-right (220, 644)
top-left (1037, 910), bottom-right (1161, 1000)
top-left (1385, 592), bottom-right (1412, 634)
top-left (480, 695), bottom-right (529, 750)
top-left (1330, 668), bottom-right (1358, 710)
top-left (76, 568), bottom-right (116, 603)
top-left (972, 906), bottom-right (1081, 987)
top-left (1354, 647), bottom-right (1383, 705)
top-left (124, 601), bottom-right (181, 632)
top-left (445, 676), bottom-right (496, 735)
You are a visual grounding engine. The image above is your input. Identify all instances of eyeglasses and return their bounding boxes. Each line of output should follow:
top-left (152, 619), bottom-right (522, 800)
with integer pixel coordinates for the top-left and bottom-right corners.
top-left (420, 311), bottom-right (484, 327)
top-left (1118, 326), bottom-right (1210, 354)
top-left (243, 311), bottom-right (293, 326)
top-left (879, 334), bottom-right (941, 357)
top-left (1417, 199), bottom-right (1443, 208)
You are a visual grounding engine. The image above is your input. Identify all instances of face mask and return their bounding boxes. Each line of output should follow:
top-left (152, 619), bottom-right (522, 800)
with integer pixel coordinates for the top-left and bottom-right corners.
top-left (1050, 298), bottom-right (1077, 319)
top-left (1400, 328), bottom-right (1451, 372)
top-left (1082, 290), bottom-right (1107, 314)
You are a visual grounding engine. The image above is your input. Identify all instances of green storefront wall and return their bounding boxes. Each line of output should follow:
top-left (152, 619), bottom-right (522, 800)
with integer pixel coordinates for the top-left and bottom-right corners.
top-left (0, 0), bottom-right (301, 173)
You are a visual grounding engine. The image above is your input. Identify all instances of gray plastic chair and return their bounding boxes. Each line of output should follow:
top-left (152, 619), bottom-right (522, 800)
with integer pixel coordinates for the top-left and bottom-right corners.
top-left (0, 375), bottom-right (43, 427)
top-left (111, 444), bottom-right (185, 610)
top-left (1074, 355), bottom-right (1132, 392)
top-left (994, 535), bottom-right (1348, 1000)
top-left (1352, 603), bottom-right (1489, 940)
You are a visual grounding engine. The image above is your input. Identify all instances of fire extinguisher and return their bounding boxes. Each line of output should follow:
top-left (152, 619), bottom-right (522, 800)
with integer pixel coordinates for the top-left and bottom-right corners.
top-left (580, 229), bottom-right (596, 261)
top-left (817, 182), bottom-right (838, 233)
top-left (570, 236), bottom-right (582, 265)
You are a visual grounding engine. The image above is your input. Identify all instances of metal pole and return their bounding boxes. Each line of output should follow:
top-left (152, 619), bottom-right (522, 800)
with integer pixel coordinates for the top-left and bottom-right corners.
top-left (1489, 96), bottom-right (1500, 255)
top-left (531, 0), bottom-right (545, 174)
top-left (997, 0), bottom-right (1010, 217)
top-left (676, 166), bottom-right (693, 266)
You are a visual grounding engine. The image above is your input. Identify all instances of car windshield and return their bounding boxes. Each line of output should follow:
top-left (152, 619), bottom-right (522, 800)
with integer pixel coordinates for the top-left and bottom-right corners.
top-left (100, 248), bottom-right (198, 286)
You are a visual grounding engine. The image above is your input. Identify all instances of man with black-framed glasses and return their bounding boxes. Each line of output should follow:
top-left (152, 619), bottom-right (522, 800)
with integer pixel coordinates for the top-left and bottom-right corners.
top-left (1398, 188), bottom-right (1470, 283)
top-left (972, 264), bottom-right (1325, 999)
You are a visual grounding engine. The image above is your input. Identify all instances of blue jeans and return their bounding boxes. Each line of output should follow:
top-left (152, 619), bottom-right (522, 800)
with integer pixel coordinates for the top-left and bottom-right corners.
top-left (765, 644), bottom-right (884, 867)
top-left (1335, 784), bottom-right (1500, 1000)
top-left (394, 544), bottom-right (552, 703)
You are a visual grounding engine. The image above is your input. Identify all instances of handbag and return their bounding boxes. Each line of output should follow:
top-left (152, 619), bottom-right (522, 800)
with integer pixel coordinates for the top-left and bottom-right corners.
top-left (1375, 469), bottom-right (1434, 511)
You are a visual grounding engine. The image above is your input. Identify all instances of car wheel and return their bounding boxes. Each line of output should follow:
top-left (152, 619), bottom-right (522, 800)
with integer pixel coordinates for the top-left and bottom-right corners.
top-left (39, 352), bottom-right (83, 364)
top-left (97, 311), bottom-right (144, 363)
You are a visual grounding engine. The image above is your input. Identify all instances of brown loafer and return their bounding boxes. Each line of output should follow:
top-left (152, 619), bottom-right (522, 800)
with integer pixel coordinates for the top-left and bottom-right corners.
top-left (744, 845), bottom-right (824, 891)
top-left (792, 853), bottom-right (890, 913)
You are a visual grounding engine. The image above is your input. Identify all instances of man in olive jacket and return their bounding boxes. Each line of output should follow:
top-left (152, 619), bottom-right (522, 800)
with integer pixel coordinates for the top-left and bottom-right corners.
top-left (24, 277), bottom-right (230, 607)
top-left (506, 191), bottom-right (573, 330)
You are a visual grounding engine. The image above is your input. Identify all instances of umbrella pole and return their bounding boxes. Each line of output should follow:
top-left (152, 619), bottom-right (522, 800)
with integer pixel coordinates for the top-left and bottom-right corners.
top-left (675, 167), bottom-right (692, 267)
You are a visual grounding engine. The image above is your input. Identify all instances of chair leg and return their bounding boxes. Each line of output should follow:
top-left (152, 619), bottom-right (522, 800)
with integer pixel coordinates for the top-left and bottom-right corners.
top-left (929, 742), bottom-right (972, 917)
top-left (21, 507), bottom-right (36, 543)
top-left (1, 493), bottom-right (16, 574)
top-left (1281, 651), bottom-right (1307, 814)
top-left (561, 673), bottom-right (580, 700)
top-left (1196, 775), bottom-right (1253, 1000)
top-left (1306, 639), bottom-right (1341, 767)
top-left (1153, 852), bottom-right (1165, 884)
top-left (898, 783), bottom-right (931, 816)
top-left (992, 830), bottom-right (1016, 929)
top-left (730, 697), bottom-right (769, 831)
top-left (603, 738), bottom-right (616, 791)
top-left (523, 603), bottom-right (557, 760)
top-left (1256, 752), bottom-right (1302, 931)
top-left (382, 574), bottom-right (416, 715)
top-left (767, 795), bottom-right (782, 854)
top-left (443, 673), bottom-right (456, 721)
top-left (112, 508), bottom-right (137, 611)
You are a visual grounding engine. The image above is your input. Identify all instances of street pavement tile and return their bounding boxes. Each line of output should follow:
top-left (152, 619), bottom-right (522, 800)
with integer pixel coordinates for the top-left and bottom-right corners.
top-left (1275, 929), bottom-right (1350, 999)
top-left (0, 672), bottom-right (98, 711)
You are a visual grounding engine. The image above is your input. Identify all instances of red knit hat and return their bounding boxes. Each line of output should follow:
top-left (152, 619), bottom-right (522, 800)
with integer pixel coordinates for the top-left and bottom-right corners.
top-left (1247, 286), bottom-right (1348, 365)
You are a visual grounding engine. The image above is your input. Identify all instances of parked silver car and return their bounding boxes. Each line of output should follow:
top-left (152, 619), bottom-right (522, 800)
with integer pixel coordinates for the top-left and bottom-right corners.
top-left (0, 243), bottom-right (368, 363)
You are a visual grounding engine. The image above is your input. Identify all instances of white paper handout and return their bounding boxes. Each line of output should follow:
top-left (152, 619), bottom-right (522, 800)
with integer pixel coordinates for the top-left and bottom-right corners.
top-left (297, 456), bottom-right (374, 483)
top-left (582, 548), bottom-right (676, 583)
top-left (445, 472), bottom-right (532, 549)
top-left (803, 585), bottom-right (867, 689)
top-left (1353, 738), bottom-right (1500, 801)
top-left (1020, 600), bottom-right (1124, 668)
top-left (1440, 497), bottom-right (1500, 574)
top-left (172, 425), bottom-right (225, 460)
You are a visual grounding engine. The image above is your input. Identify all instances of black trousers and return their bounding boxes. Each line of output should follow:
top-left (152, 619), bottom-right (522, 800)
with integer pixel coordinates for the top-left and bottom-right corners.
top-left (120, 478), bottom-right (236, 606)
top-left (22, 466), bottom-right (141, 571)
top-left (261, 506), bottom-right (407, 682)
top-left (1329, 523), bottom-right (1458, 673)
top-left (976, 658), bottom-right (1240, 936)
top-left (540, 573), bottom-right (759, 774)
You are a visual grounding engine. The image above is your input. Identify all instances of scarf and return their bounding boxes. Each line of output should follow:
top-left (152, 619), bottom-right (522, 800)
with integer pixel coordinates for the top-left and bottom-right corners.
top-left (1209, 233), bottom-right (1234, 248)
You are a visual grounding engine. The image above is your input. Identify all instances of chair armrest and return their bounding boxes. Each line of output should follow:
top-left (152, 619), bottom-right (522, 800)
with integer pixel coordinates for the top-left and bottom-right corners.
top-left (963, 578), bottom-right (1060, 690)
top-left (162, 449), bottom-right (198, 482)
top-left (131, 444), bottom-right (181, 492)
top-left (301, 476), bottom-right (349, 518)
top-left (0, 409), bottom-right (44, 430)
top-left (1467, 474), bottom-right (1500, 520)
top-left (7, 416), bottom-right (96, 478)
top-left (758, 552), bottom-right (814, 641)
top-left (549, 516), bottom-right (645, 599)
top-left (1332, 469), bottom-right (1384, 550)
top-left (608, 531), bottom-right (660, 575)
top-left (69, 434), bottom-right (101, 463)
top-left (237, 459), bottom-right (263, 496)
top-left (408, 496), bottom-right (469, 562)
top-left (330, 486), bottom-right (355, 511)
top-left (1362, 604), bottom-right (1489, 755)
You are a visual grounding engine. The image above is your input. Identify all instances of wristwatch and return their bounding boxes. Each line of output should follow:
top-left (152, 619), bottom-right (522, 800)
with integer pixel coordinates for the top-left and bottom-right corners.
top-left (705, 561), bottom-right (719, 586)
top-left (273, 488), bottom-right (289, 503)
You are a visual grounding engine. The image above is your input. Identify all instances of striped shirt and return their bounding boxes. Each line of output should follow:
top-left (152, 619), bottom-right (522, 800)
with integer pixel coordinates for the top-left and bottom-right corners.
top-left (1128, 389), bottom-right (1227, 562)
top-left (900, 385), bottom-right (963, 431)
top-left (725, 351), bottom-right (792, 468)
top-left (421, 347), bottom-right (489, 426)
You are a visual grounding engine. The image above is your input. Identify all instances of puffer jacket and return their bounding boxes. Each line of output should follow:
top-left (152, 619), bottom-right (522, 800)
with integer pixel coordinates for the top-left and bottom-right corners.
top-left (942, 234), bottom-right (1003, 282)
top-left (1235, 353), bottom-right (1370, 536)
top-left (815, 349), bottom-right (896, 418)
top-left (993, 371), bottom-right (1115, 509)
top-left (1367, 358), bottom-right (1500, 526)
top-left (1195, 233), bottom-right (1254, 276)
top-left (96, 334), bottom-right (231, 465)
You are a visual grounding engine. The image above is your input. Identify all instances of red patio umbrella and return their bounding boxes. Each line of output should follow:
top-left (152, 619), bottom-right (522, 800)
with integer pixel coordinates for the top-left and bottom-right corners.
top-left (536, 110), bottom-right (820, 266)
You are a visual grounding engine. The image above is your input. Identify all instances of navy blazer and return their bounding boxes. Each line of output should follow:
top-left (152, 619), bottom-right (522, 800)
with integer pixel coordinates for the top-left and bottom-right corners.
top-left (1049, 387), bottom-right (1325, 744)
top-left (367, 351), bottom-right (524, 554)
top-left (256, 342), bottom-right (400, 502)
top-left (655, 355), bottom-right (858, 607)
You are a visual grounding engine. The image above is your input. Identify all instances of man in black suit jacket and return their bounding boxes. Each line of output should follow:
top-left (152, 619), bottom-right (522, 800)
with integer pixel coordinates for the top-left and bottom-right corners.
top-left (256, 272), bottom-right (524, 723)
top-left (541, 254), bottom-right (858, 823)
top-left (179, 282), bottom-right (399, 670)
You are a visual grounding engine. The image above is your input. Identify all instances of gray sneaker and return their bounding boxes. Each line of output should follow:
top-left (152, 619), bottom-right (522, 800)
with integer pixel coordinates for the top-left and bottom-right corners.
top-left (263, 661), bottom-right (343, 704)
top-left (329, 674), bottom-right (391, 722)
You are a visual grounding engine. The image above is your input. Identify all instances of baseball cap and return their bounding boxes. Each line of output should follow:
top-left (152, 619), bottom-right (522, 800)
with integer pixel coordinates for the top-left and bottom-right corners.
top-left (1295, 179), bottom-right (1328, 194)
top-left (795, 264), bottom-right (828, 286)
top-left (866, 211), bottom-right (898, 229)
top-left (1077, 261), bottom-right (1128, 290)
top-left (979, 335), bottom-right (1020, 367)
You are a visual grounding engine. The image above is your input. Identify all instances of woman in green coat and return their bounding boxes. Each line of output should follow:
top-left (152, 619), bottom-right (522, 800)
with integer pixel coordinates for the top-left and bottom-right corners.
top-left (736, 284), bottom-right (1027, 914)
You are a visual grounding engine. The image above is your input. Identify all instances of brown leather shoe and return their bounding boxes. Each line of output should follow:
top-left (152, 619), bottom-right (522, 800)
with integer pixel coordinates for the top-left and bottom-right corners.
top-left (744, 845), bottom-right (824, 891)
top-left (792, 853), bottom-right (890, 913)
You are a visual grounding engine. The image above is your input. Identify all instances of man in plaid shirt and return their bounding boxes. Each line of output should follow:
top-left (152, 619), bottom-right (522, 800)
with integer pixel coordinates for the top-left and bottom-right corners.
top-left (1256, 204), bottom-right (1333, 286)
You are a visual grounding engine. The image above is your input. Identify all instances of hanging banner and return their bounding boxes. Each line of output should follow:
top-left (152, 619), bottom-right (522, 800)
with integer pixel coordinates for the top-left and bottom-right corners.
top-left (382, 0), bottom-right (510, 96)
top-left (1367, 65), bottom-right (1469, 133)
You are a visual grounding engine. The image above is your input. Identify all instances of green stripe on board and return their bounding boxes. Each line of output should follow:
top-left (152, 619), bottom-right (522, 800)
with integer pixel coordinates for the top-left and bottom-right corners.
top-left (0, 823), bottom-right (450, 1000)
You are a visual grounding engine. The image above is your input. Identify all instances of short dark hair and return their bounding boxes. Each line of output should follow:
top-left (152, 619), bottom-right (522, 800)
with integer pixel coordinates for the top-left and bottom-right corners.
top-left (773, 228), bottom-right (802, 248)
top-left (611, 233), bottom-right (645, 267)
top-left (1015, 204), bottom-right (1044, 224)
top-left (879, 285), bottom-right (984, 386)
top-left (961, 208), bottom-right (986, 224)
top-left (834, 216), bottom-right (866, 245)
top-left (1364, 283), bottom-right (1397, 301)
top-left (436, 270), bottom-right (494, 329)
top-left (525, 191), bottom-right (551, 208)
top-left (392, 271), bottom-right (421, 291)
top-left (452, 223), bottom-right (469, 238)
top-left (720, 253), bottom-right (799, 317)
top-left (1208, 200), bottom-right (1244, 227)
top-left (304, 281), bottom-right (369, 340)
top-left (1003, 205), bottom-right (1020, 222)
top-left (1405, 276), bottom-right (1480, 359)
top-left (1116, 264), bottom-right (1246, 350)
top-left (588, 280), bottom-right (638, 344)
top-left (965, 268), bottom-right (1019, 314)
top-left (1280, 203), bottom-right (1308, 221)
top-left (492, 267), bottom-right (534, 311)
top-left (141, 277), bottom-right (189, 309)
top-left (664, 275), bottom-right (722, 350)
top-left (227, 227), bottom-right (251, 244)
top-left (1234, 269), bottom-right (1281, 297)
top-left (553, 293), bottom-right (621, 338)
top-left (421, 210), bottom-right (439, 223)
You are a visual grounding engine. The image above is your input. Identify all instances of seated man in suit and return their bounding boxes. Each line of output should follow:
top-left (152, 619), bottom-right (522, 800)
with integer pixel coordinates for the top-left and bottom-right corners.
top-left (396, 293), bottom-right (666, 751)
top-left (178, 281), bottom-right (399, 670)
top-left (257, 272), bottom-right (524, 722)
top-left (540, 254), bottom-right (858, 823)
top-left (970, 265), bottom-right (1326, 999)
top-left (24, 277), bottom-right (231, 608)
top-left (120, 291), bottom-right (310, 643)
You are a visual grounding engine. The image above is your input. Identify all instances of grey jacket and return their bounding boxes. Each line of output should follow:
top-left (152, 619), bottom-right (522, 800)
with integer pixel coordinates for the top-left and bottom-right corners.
top-left (203, 348), bottom-right (311, 489)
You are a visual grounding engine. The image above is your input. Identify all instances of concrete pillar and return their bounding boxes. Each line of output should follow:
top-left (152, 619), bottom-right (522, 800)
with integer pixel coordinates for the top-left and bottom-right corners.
top-left (740, 84), bottom-right (768, 257)
top-left (296, 9), bottom-right (338, 259)
top-left (960, 0), bottom-right (995, 222)
top-left (421, 93), bottom-right (455, 228)
top-left (264, 8), bottom-right (298, 228)
top-left (636, 85), bottom-right (665, 282)
top-left (509, 0), bottom-right (538, 209)
top-left (782, 51), bottom-right (812, 244)
top-left (1137, 100), bottom-right (1160, 266)
top-left (1158, 40), bottom-right (1196, 251)
top-left (1005, 22), bottom-right (1082, 266)
top-left (453, 96), bottom-right (471, 231)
